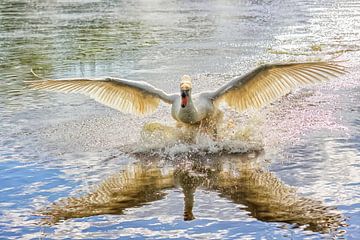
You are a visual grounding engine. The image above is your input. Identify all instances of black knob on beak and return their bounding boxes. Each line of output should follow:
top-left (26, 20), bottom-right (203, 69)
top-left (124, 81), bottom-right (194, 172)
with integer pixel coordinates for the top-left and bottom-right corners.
top-left (181, 92), bottom-right (186, 98)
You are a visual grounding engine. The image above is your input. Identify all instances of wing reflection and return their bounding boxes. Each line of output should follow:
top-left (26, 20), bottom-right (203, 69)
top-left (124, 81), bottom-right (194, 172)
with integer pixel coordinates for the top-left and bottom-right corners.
top-left (41, 165), bottom-right (175, 224)
top-left (206, 154), bottom-right (344, 233)
top-left (41, 152), bottom-right (344, 233)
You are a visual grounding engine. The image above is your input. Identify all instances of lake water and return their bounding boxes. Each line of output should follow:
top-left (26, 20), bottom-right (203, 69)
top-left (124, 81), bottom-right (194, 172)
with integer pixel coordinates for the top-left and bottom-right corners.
top-left (0, 0), bottom-right (359, 239)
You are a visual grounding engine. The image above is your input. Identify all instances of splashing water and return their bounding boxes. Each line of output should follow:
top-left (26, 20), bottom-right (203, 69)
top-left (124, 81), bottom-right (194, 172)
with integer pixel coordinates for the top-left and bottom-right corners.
top-left (133, 114), bottom-right (265, 158)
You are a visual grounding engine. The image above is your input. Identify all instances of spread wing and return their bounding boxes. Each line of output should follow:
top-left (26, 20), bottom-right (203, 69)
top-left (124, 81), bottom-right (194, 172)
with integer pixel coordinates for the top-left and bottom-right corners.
top-left (27, 76), bottom-right (177, 115)
top-left (208, 62), bottom-right (346, 111)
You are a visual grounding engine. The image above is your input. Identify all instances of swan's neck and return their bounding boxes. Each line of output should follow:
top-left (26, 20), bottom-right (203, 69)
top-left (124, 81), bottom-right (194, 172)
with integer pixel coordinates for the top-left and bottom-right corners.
top-left (178, 94), bottom-right (198, 124)
top-left (181, 95), bottom-right (194, 110)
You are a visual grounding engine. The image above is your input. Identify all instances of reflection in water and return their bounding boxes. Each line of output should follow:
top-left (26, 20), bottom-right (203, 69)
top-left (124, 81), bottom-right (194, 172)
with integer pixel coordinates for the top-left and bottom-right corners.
top-left (41, 165), bottom-right (175, 223)
top-left (41, 152), bottom-right (344, 234)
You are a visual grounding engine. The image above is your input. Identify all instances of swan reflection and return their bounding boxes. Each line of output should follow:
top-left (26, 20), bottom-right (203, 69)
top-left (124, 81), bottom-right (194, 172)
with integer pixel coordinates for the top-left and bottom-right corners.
top-left (40, 152), bottom-right (344, 233)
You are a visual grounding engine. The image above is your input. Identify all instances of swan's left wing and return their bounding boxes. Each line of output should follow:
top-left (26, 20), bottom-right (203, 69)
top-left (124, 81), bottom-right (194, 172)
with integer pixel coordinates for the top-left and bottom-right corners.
top-left (207, 62), bottom-right (346, 111)
top-left (27, 76), bottom-right (177, 115)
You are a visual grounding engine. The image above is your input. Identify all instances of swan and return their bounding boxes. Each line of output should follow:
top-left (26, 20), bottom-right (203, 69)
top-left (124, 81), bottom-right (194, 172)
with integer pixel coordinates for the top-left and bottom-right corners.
top-left (28, 62), bottom-right (345, 134)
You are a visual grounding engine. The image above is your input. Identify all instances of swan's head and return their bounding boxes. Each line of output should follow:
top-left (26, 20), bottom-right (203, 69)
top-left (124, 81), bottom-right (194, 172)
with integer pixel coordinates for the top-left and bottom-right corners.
top-left (180, 75), bottom-right (192, 108)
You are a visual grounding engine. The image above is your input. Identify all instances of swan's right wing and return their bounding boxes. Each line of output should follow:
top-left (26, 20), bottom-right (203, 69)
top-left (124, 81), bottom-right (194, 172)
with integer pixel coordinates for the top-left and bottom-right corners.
top-left (27, 76), bottom-right (177, 115)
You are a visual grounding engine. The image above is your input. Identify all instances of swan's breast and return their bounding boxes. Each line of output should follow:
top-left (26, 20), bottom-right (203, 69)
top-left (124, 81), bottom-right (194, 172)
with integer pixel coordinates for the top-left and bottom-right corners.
top-left (171, 100), bottom-right (197, 124)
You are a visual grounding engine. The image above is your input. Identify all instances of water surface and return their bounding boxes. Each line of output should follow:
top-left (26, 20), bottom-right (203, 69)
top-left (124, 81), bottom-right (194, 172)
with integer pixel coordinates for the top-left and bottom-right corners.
top-left (0, 0), bottom-right (359, 239)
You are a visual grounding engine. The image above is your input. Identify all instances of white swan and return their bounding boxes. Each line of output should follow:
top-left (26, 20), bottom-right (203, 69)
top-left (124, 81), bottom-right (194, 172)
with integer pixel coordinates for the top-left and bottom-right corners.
top-left (28, 62), bottom-right (345, 134)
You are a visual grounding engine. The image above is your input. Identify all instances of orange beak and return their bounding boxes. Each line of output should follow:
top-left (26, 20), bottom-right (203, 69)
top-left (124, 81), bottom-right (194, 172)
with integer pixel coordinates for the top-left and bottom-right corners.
top-left (181, 90), bottom-right (189, 108)
top-left (181, 95), bottom-right (188, 108)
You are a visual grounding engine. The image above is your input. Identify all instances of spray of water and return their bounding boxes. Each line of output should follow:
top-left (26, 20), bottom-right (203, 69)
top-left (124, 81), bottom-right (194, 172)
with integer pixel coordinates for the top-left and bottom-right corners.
top-left (133, 114), bottom-right (265, 158)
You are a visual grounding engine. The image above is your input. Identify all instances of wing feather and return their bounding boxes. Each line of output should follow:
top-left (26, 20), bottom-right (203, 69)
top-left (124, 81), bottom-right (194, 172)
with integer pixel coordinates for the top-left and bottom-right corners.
top-left (27, 77), bottom-right (176, 115)
top-left (209, 62), bottom-right (346, 111)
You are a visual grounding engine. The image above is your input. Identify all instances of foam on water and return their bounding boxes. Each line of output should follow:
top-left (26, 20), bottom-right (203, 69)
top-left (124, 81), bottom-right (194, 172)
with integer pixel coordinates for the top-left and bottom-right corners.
top-left (132, 114), bottom-right (265, 158)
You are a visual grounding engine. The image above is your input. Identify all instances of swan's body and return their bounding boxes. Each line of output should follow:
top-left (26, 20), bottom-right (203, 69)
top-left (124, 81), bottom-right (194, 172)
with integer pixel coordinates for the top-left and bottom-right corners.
top-left (28, 62), bottom-right (345, 134)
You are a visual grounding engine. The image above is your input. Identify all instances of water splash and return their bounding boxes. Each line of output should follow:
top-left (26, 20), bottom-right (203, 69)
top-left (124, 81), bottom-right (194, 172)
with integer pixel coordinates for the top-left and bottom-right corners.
top-left (132, 115), bottom-right (265, 158)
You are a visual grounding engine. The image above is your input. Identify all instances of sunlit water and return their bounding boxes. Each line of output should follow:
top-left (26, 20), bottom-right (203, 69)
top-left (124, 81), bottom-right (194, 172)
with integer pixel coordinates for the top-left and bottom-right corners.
top-left (0, 0), bottom-right (359, 239)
